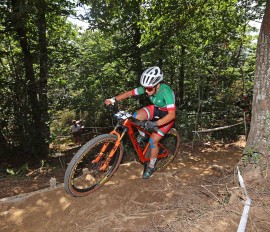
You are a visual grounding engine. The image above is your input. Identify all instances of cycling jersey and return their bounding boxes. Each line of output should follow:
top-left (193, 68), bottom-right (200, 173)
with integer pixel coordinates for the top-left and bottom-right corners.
top-left (131, 84), bottom-right (176, 112)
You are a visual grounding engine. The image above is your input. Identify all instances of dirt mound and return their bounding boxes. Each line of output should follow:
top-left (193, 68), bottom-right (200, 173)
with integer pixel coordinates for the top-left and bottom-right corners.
top-left (0, 143), bottom-right (269, 232)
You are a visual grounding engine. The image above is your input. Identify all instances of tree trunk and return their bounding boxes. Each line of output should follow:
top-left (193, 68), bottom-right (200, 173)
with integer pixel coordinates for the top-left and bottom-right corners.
top-left (11, 0), bottom-right (41, 158)
top-left (36, 0), bottom-right (50, 156)
top-left (132, 1), bottom-right (143, 79)
top-left (179, 45), bottom-right (185, 106)
top-left (246, 0), bottom-right (270, 155)
top-left (133, 24), bottom-right (143, 78)
top-left (10, 0), bottom-right (49, 160)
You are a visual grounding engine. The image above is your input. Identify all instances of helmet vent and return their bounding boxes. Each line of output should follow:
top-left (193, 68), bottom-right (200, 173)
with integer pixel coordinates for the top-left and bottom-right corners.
top-left (140, 66), bottom-right (163, 87)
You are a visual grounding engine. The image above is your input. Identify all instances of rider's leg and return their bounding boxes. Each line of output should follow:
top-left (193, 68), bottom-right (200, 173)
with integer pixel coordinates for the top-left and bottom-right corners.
top-left (148, 120), bottom-right (175, 167)
top-left (133, 105), bottom-right (155, 120)
top-left (134, 106), bottom-right (161, 162)
top-left (133, 108), bottom-right (148, 120)
top-left (142, 120), bottom-right (175, 179)
top-left (148, 133), bottom-right (162, 168)
top-left (142, 133), bottom-right (162, 179)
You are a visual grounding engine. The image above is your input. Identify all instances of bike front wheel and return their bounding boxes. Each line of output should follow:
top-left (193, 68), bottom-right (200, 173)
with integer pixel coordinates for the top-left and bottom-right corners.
top-left (64, 134), bottom-right (123, 197)
top-left (155, 128), bottom-right (180, 171)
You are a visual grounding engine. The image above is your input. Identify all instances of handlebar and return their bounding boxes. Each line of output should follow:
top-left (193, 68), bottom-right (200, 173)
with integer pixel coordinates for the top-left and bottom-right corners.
top-left (108, 104), bottom-right (117, 114)
top-left (107, 104), bottom-right (158, 132)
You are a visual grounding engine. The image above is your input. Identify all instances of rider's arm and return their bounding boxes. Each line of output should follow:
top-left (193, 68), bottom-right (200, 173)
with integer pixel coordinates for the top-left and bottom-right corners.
top-left (115, 90), bottom-right (133, 101)
top-left (105, 90), bottom-right (133, 105)
top-left (156, 110), bottom-right (176, 126)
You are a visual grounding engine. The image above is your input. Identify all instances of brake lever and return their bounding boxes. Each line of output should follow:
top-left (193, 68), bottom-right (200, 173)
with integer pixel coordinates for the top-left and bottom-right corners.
top-left (108, 104), bottom-right (114, 113)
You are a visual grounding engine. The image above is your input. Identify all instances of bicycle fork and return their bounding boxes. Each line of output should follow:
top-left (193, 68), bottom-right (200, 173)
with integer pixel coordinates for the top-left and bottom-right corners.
top-left (92, 129), bottom-right (126, 171)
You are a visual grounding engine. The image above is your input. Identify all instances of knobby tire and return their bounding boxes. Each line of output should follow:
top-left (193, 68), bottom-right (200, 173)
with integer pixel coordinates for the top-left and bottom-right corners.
top-left (64, 134), bottom-right (123, 197)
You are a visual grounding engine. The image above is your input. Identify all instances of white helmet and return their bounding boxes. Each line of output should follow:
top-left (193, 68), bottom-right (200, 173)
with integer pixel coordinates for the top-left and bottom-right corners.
top-left (140, 66), bottom-right (163, 87)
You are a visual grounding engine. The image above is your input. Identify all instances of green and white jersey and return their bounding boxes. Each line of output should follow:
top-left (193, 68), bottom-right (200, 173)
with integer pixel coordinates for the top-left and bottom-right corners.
top-left (131, 84), bottom-right (176, 111)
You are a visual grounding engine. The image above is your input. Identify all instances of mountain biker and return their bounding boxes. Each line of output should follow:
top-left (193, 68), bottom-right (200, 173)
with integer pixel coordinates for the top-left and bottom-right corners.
top-left (104, 66), bottom-right (176, 179)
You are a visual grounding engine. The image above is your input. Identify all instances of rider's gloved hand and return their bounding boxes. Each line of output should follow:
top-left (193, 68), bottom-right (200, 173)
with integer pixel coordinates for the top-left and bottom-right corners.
top-left (145, 121), bottom-right (158, 131)
top-left (105, 97), bottom-right (116, 106)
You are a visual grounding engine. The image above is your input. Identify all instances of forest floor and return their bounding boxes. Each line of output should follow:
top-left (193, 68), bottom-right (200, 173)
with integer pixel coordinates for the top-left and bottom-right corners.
top-left (0, 139), bottom-right (269, 232)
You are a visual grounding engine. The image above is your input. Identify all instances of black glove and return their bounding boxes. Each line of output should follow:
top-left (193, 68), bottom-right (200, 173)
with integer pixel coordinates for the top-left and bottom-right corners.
top-left (145, 121), bottom-right (158, 131)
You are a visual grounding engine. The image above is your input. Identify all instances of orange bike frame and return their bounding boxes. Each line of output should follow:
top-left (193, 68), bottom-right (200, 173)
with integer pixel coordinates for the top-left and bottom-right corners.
top-left (121, 118), bottom-right (168, 162)
top-left (97, 117), bottom-right (168, 170)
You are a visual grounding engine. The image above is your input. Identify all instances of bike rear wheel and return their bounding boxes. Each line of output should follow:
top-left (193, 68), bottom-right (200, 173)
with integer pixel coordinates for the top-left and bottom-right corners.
top-left (64, 134), bottom-right (123, 197)
top-left (155, 128), bottom-right (180, 171)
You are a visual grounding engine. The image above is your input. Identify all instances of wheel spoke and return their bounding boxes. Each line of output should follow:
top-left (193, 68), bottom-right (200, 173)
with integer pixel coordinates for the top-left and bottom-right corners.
top-left (155, 128), bottom-right (180, 171)
top-left (64, 134), bottom-right (123, 197)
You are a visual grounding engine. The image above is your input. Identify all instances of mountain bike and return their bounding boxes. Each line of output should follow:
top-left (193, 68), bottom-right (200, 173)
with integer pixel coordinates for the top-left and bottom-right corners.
top-left (64, 106), bottom-right (180, 197)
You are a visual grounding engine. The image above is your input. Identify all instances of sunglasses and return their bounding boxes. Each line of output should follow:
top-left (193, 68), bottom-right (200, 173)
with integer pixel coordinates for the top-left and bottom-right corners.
top-left (144, 86), bottom-right (155, 92)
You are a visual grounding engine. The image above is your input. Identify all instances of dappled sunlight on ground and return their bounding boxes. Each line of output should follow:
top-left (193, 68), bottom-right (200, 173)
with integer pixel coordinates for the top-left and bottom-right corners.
top-left (1, 141), bottom-right (269, 232)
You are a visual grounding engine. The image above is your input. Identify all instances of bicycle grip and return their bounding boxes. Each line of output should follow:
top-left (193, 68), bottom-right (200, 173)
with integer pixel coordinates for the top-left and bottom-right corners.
top-left (108, 104), bottom-right (115, 112)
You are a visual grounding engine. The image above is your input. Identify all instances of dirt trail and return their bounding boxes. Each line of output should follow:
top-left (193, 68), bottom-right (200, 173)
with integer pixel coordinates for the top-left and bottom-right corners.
top-left (0, 144), bottom-right (249, 232)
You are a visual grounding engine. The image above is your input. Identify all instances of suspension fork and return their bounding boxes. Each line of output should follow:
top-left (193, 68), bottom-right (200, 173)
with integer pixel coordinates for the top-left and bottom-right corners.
top-left (92, 129), bottom-right (122, 164)
top-left (96, 129), bottom-right (126, 171)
